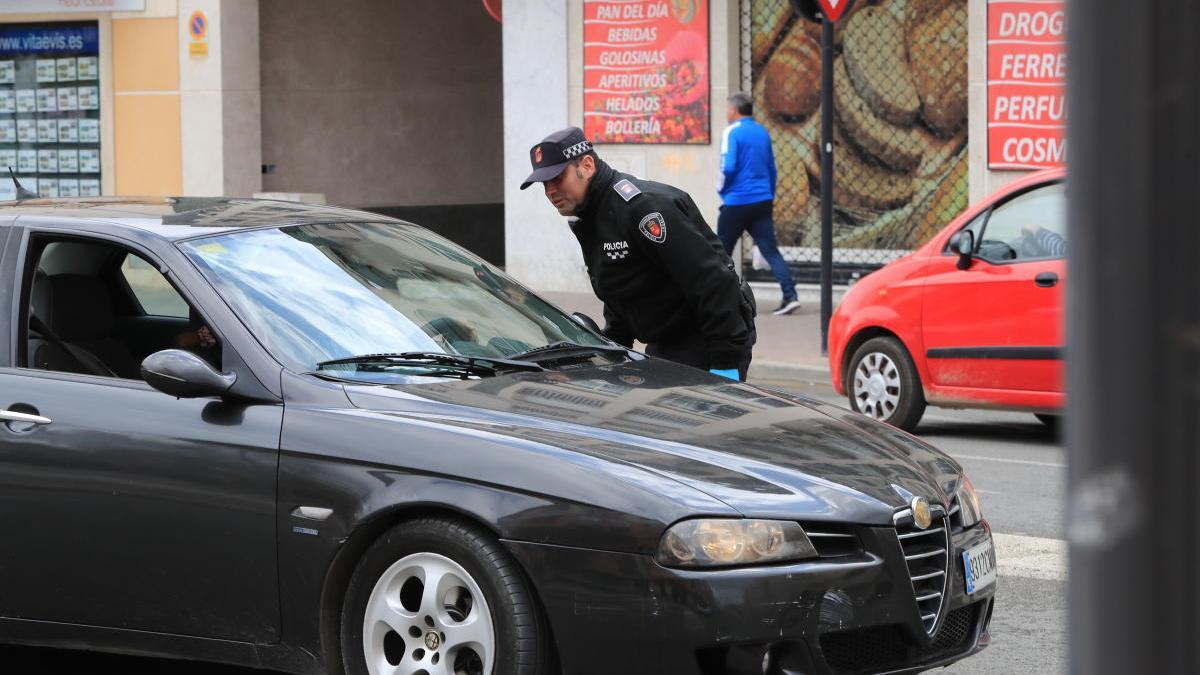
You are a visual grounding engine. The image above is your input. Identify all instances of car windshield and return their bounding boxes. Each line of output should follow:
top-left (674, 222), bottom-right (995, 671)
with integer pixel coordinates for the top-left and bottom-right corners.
top-left (181, 221), bottom-right (610, 379)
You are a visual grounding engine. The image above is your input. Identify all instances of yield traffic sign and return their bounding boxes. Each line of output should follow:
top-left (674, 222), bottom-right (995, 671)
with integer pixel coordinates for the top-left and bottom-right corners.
top-left (790, 0), bottom-right (856, 23)
top-left (816, 0), bottom-right (852, 21)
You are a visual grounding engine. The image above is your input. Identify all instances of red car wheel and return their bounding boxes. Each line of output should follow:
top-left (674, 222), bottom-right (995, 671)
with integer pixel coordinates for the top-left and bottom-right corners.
top-left (847, 337), bottom-right (927, 431)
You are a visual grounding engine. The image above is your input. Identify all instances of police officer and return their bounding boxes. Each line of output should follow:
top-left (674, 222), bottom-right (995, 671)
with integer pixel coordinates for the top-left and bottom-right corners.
top-left (520, 127), bottom-right (755, 380)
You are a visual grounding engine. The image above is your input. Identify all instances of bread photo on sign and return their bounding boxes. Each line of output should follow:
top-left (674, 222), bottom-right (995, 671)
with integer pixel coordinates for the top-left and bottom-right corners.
top-left (910, 149), bottom-right (968, 244)
top-left (747, 0), bottom-right (969, 248)
top-left (833, 55), bottom-right (924, 171)
top-left (752, 0), bottom-right (792, 66)
top-left (906, 0), bottom-right (968, 136)
top-left (915, 127), bottom-right (966, 179)
top-left (903, 0), bottom-right (955, 35)
top-left (765, 28), bottom-right (822, 119)
top-left (771, 129), bottom-right (814, 230)
top-left (831, 123), bottom-right (915, 212)
top-left (842, 5), bottom-right (921, 126)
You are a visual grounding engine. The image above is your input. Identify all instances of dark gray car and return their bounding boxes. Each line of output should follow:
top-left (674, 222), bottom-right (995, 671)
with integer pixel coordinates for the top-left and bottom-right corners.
top-left (0, 197), bottom-right (996, 675)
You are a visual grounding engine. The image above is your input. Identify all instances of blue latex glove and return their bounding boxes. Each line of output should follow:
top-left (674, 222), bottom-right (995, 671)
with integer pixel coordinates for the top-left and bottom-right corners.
top-left (709, 368), bottom-right (739, 380)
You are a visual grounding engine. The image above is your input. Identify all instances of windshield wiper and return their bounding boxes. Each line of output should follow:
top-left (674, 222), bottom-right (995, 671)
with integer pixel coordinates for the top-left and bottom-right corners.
top-left (509, 341), bottom-right (632, 363)
top-left (314, 352), bottom-right (545, 379)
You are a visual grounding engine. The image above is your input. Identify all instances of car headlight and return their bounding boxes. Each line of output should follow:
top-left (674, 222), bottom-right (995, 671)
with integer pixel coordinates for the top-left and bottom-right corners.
top-left (955, 476), bottom-right (985, 527)
top-left (655, 519), bottom-right (819, 568)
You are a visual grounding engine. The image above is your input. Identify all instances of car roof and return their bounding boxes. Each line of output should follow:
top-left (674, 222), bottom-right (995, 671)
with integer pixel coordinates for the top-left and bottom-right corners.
top-left (0, 196), bottom-right (402, 240)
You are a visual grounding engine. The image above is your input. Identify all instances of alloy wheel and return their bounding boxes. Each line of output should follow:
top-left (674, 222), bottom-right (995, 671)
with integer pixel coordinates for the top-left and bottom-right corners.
top-left (853, 351), bottom-right (902, 420)
top-left (363, 552), bottom-right (494, 675)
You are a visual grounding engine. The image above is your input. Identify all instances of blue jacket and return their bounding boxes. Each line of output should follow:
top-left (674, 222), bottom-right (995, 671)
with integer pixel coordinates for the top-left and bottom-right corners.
top-left (719, 117), bottom-right (776, 206)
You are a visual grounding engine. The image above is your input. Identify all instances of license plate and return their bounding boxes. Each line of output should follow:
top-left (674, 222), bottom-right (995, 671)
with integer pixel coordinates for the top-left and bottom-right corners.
top-left (962, 538), bottom-right (998, 595)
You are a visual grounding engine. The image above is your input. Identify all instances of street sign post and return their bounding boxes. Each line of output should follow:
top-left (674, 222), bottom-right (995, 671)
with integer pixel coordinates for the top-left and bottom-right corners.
top-left (791, 0), bottom-right (855, 355)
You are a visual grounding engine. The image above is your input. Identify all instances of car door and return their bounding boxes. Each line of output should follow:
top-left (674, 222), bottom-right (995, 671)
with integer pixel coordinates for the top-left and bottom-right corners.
top-left (0, 228), bottom-right (283, 643)
top-left (922, 182), bottom-right (1066, 394)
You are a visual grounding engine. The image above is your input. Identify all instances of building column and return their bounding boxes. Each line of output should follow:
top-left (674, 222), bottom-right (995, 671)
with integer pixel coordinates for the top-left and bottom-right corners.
top-left (502, 0), bottom-right (588, 292)
top-left (179, 0), bottom-right (261, 197)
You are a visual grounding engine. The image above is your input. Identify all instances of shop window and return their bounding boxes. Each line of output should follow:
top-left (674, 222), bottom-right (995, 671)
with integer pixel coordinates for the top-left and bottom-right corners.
top-left (0, 22), bottom-right (102, 200)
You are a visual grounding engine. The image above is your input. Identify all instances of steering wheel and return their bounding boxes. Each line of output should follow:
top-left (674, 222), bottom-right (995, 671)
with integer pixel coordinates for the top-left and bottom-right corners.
top-left (980, 239), bottom-right (1017, 262)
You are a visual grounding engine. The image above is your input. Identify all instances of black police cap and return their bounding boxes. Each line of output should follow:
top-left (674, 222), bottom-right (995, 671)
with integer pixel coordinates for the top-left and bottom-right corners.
top-left (520, 127), bottom-right (594, 190)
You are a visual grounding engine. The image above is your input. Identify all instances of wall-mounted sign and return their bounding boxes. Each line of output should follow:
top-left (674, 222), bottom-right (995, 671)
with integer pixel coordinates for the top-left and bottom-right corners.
top-left (0, 0), bottom-right (145, 13)
top-left (987, 1), bottom-right (1066, 170)
top-left (584, 0), bottom-right (710, 144)
top-left (187, 10), bottom-right (209, 57)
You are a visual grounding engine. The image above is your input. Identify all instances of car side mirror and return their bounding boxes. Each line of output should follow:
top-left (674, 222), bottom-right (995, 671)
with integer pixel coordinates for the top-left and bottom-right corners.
top-left (141, 349), bottom-right (237, 399)
top-left (950, 231), bottom-right (975, 270)
top-left (571, 312), bottom-right (602, 333)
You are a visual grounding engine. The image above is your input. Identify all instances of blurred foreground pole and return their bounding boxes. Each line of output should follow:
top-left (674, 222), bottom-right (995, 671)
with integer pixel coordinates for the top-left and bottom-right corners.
top-left (819, 15), bottom-right (833, 355)
top-left (1068, 1), bottom-right (1199, 674)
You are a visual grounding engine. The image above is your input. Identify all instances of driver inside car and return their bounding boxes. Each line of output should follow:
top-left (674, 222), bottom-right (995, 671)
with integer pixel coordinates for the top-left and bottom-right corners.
top-left (1019, 226), bottom-right (1067, 258)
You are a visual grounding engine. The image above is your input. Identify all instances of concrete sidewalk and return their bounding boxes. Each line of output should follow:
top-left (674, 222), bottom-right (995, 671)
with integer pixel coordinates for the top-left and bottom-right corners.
top-left (540, 283), bottom-right (838, 385)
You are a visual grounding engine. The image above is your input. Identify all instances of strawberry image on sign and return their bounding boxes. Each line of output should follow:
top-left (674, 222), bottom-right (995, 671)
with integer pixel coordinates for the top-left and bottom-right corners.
top-left (639, 212), bottom-right (668, 243)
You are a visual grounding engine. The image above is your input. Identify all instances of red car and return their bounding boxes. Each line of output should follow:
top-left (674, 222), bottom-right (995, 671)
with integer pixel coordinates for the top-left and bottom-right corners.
top-left (829, 168), bottom-right (1066, 431)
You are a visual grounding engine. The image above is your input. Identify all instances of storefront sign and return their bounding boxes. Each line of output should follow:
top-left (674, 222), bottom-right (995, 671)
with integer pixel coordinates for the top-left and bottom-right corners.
top-left (584, 0), bottom-right (710, 144)
top-left (0, 0), bottom-right (145, 13)
top-left (0, 24), bottom-right (99, 55)
top-left (987, 0), bottom-right (1066, 170)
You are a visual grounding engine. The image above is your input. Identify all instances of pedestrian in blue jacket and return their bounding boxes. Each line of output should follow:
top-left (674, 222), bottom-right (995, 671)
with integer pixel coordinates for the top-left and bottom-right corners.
top-left (717, 92), bottom-right (800, 315)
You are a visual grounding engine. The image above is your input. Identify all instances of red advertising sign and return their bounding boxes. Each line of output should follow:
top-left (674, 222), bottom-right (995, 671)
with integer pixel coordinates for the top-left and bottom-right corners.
top-left (584, 0), bottom-right (709, 144)
top-left (987, 1), bottom-right (1066, 170)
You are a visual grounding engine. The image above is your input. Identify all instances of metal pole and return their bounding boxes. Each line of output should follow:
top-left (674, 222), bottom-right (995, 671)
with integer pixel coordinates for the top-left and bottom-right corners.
top-left (1068, 0), bottom-right (1199, 673)
top-left (819, 14), bottom-right (833, 356)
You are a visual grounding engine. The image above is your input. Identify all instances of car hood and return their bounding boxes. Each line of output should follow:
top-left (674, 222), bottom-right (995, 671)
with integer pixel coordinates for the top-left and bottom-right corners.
top-left (342, 359), bottom-right (961, 525)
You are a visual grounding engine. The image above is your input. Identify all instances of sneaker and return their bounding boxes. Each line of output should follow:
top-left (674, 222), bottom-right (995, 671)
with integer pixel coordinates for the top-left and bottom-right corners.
top-left (772, 298), bottom-right (802, 316)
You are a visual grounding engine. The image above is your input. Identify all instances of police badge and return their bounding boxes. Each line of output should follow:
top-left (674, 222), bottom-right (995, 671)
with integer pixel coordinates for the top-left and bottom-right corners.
top-left (638, 212), bottom-right (667, 243)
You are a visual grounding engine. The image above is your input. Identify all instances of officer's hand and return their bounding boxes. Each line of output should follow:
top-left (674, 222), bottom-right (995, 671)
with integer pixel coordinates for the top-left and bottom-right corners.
top-left (709, 368), bottom-right (739, 380)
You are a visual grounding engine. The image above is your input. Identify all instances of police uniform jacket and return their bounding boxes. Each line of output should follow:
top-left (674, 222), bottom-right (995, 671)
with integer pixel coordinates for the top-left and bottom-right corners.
top-left (570, 160), bottom-right (753, 370)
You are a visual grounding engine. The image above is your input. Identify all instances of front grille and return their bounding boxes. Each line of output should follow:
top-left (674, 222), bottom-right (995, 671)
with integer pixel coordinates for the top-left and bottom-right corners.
top-left (896, 514), bottom-right (950, 634)
top-left (820, 624), bottom-right (906, 675)
top-left (819, 604), bottom-right (979, 675)
top-left (931, 602), bottom-right (976, 651)
top-left (802, 523), bottom-right (863, 558)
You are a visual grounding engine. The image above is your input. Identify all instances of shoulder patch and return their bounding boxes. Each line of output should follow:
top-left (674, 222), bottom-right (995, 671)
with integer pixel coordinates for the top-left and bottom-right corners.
top-left (638, 212), bottom-right (667, 244)
top-left (613, 179), bottom-right (641, 202)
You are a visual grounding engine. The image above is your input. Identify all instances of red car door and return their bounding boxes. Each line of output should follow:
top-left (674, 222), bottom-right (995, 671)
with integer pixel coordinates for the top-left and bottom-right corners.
top-left (922, 182), bottom-right (1066, 395)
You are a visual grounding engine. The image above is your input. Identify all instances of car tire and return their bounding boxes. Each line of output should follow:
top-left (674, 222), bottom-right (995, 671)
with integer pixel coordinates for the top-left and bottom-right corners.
top-left (847, 337), bottom-right (927, 431)
top-left (341, 516), bottom-right (554, 675)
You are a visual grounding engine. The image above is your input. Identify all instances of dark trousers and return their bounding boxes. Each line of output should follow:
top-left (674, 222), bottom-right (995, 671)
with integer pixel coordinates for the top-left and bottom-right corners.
top-left (647, 334), bottom-right (753, 382)
top-left (717, 200), bottom-right (797, 301)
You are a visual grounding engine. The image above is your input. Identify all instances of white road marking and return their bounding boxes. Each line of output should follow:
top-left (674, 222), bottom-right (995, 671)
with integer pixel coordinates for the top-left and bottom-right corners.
top-left (954, 453), bottom-right (1066, 469)
top-left (993, 533), bottom-right (1067, 582)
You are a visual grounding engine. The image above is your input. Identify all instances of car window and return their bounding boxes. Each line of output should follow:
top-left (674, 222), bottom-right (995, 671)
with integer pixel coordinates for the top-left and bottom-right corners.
top-left (182, 221), bottom-right (610, 377)
top-left (120, 254), bottom-right (189, 318)
top-left (26, 238), bottom-right (221, 379)
top-left (976, 183), bottom-right (1066, 263)
top-left (944, 210), bottom-right (989, 255)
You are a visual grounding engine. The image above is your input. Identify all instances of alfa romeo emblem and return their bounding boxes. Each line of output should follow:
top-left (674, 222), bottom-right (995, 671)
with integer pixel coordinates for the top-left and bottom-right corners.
top-left (425, 631), bottom-right (441, 651)
top-left (911, 496), bottom-right (933, 530)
